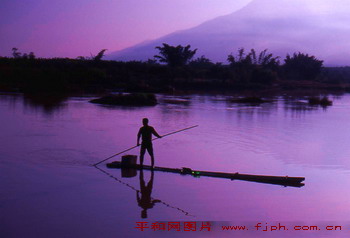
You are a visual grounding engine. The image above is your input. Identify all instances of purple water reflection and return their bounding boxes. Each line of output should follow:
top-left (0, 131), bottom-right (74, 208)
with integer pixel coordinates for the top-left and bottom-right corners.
top-left (1, 93), bottom-right (350, 238)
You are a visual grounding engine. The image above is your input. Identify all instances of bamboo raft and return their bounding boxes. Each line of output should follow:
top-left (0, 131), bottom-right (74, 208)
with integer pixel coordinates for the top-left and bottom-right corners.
top-left (107, 161), bottom-right (305, 187)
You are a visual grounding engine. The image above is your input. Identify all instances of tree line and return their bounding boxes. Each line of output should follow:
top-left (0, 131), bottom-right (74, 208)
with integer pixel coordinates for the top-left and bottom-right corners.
top-left (0, 44), bottom-right (349, 93)
top-left (154, 43), bottom-right (324, 82)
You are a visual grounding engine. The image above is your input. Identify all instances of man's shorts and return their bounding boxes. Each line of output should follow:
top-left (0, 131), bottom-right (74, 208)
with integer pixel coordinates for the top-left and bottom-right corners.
top-left (140, 142), bottom-right (153, 156)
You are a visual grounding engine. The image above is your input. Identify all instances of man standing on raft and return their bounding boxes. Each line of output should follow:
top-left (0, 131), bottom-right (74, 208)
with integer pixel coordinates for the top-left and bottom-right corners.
top-left (137, 118), bottom-right (162, 168)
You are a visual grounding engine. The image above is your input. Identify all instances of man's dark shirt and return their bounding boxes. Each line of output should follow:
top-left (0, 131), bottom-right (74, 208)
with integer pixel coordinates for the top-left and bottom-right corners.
top-left (138, 126), bottom-right (160, 145)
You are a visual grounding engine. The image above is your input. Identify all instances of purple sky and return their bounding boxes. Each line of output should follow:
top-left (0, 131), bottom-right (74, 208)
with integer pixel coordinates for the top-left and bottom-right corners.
top-left (0, 0), bottom-right (250, 58)
top-left (1, 0), bottom-right (349, 60)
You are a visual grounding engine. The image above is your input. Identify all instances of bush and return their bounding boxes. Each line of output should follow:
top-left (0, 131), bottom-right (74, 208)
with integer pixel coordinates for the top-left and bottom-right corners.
top-left (284, 53), bottom-right (323, 81)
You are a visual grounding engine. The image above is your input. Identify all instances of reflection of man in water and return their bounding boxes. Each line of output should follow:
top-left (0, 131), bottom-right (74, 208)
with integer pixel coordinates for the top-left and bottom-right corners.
top-left (137, 169), bottom-right (160, 219)
top-left (137, 118), bottom-right (161, 168)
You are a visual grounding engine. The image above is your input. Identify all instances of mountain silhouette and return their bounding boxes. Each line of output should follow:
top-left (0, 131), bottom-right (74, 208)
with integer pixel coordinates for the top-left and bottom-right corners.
top-left (106, 0), bottom-right (350, 65)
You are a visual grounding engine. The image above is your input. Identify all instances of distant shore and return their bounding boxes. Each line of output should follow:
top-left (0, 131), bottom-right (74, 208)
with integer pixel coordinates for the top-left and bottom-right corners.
top-left (1, 57), bottom-right (350, 95)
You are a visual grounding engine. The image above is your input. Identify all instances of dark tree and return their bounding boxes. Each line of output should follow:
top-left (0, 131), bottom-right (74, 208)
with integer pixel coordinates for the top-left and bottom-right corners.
top-left (12, 48), bottom-right (36, 59)
top-left (283, 52), bottom-right (323, 80)
top-left (227, 48), bottom-right (279, 69)
top-left (227, 48), bottom-right (251, 67)
top-left (94, 49), bottom-right (107, 61)
top-left (227, 48), bottom-right (279, 85)
top-left (12, 48), bottom-right (21, 58)
top-left (154, 43), bottom-right (197, 67)
top-left (251, 49), bottom-right (280, 70)
top-left (189, 55), bottom-right (213, 68)
top-left (28, 52), bottom-right (36, 59)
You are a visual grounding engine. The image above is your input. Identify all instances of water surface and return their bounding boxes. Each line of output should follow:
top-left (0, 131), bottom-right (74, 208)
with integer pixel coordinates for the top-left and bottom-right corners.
top-left (1, 93), bottom-right (350, 237)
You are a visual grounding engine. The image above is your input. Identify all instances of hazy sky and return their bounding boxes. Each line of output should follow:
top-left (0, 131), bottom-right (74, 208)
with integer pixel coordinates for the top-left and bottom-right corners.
top-left (0, 0), bottom-right (250, 58)
top-left (1, 0), bottom-right (349, 59)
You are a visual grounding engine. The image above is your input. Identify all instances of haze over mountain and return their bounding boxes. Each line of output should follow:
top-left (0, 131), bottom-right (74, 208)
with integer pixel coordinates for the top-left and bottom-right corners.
top-left (106, 0), bottom-right (350, 66)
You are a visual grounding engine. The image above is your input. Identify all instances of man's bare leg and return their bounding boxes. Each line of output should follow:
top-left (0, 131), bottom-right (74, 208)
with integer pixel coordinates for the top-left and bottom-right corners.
top-left (140, 155), bottom-right (144, 167)
top-left (148, 146), bottom-right (155, 169)
top-left (140, 146), bottom-right (146, 167)
top-left (150, 155), bottom-right (155, 169)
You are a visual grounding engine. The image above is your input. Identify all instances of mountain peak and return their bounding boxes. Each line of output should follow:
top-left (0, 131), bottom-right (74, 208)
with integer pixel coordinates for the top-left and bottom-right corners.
top-left (107, 0), bottom-right (350, 65)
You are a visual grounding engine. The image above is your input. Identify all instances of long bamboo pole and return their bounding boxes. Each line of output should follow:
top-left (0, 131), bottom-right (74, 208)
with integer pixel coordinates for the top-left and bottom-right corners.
top-left (93, 125), bottom-right (198, 166)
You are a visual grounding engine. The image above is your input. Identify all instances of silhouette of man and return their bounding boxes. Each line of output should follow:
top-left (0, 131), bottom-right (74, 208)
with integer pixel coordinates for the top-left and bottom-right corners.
top-left (137, 169), bottom-right (161, 219)
top-left (137, 118), bottom-right (161, 168)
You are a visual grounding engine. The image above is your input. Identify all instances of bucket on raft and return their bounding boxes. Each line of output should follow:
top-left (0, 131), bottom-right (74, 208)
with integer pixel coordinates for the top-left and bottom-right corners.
top-left (121, 155), bottom-right (137, 178)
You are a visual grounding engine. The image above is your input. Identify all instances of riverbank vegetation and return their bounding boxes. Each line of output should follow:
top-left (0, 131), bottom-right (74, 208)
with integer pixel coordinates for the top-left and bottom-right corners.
top-left (90, 93), bottom-right (157, 106)
top-left (229, 96), bottom-right (270, 104)
top-left (1, 45), bottom-right (350, 94)
top-left (308, 96), bottom-right (333, 106)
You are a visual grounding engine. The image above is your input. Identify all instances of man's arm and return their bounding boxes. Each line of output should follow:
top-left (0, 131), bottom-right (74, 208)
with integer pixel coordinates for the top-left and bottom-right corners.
top-left (152, 127), bottom-right (162, 138)
top-left (137, 128), bottom-right (142, 146)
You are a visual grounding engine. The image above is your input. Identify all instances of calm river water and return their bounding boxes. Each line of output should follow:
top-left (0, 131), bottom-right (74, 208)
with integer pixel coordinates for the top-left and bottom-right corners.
top-left (1, 92), bottom-right (350, 238)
